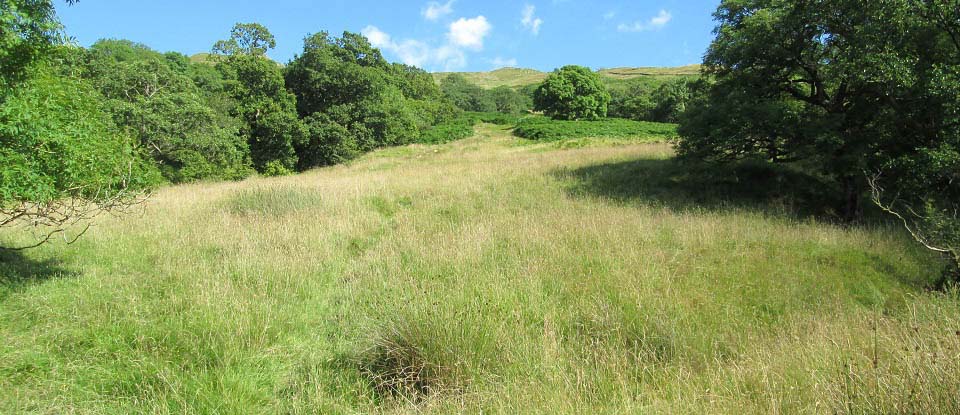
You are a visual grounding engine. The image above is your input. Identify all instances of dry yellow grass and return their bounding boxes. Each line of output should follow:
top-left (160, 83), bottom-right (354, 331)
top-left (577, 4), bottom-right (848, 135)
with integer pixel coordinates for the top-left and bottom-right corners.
top-left (1, 124), bottom-right (958, 414)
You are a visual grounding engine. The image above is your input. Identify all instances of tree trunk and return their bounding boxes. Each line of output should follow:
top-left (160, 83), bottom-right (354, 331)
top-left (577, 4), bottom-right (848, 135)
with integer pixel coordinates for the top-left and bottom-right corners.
top-left (842, 175), bottom-right (863, 223)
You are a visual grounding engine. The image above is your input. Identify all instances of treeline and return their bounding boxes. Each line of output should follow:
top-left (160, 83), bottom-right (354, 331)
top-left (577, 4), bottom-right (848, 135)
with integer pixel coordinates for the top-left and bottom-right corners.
top-left (39, 24), bottom-right (467, 184)
top-left (607, 77), bottom-right (700, 124)
top-left (439, 74), bottom-right (534, 114)
top-left (437, 70), bottom-right (701, 125)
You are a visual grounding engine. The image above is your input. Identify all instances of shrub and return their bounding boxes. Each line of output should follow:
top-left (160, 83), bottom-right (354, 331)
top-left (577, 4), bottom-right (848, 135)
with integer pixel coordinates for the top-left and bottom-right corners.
top-left (297, 114), bottom-right (361, 169)
top-left (467, 111), bottom-right (525, 126)
top-left (418, 113), bottom-right (478, 145)
top-left (513, 116), bottom-right (678, 141)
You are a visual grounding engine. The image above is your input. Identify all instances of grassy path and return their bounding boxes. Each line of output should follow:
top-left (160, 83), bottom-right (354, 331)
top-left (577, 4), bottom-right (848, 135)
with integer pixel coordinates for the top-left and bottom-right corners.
top-left (2, 124), bottom-right (959, 414)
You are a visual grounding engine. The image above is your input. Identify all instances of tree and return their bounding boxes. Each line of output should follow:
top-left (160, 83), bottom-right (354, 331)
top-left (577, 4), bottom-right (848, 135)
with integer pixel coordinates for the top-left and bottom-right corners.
top-left (533, 65), bottom-right (610, 120)
top-left (0, 0), bottom-right (78, 90)
top-left (81, 40), bottom-right (253, 183)
top-left (285, 31), bottom-right (454, 169)
top-left (1, 68), bottom-right (156, 249)
top-left (212, 23), bottom-right (276, 57)
top-left (679, 0), bottom-right (959, 273)
top-left (488, 86), bottom-right (532, 114)
top-left (682, 0), bottom-right (924, 219)
top-left (439, 74), bottom-right (495, 112)
top-left (214, 23), bottom-right (304, 175)
top-left (1, 0), bottom-right (157, 250)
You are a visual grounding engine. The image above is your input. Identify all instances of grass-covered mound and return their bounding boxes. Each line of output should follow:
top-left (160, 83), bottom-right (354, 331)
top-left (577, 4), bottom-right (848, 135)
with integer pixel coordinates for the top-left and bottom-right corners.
top-left (514, 116), bottom-right (679, 141)
top-left (1, 124), bottom-right (958, 414)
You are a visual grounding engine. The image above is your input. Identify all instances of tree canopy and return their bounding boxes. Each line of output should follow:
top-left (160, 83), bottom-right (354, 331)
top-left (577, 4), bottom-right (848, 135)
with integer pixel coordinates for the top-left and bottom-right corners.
top-left (1, 0), bottom-right (154, 249)
top-left (534, 65), bottom-right (610, 121)
top-left (284, 31), bottom-right (455, 169)
top-left (679, 0), bottom-right (960, 269)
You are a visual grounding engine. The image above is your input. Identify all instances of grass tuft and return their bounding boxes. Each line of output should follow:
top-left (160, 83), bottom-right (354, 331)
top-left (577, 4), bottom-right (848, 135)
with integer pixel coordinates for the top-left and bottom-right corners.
top-left (358, 322), bottom-right (459, 403)
top-left (223, 186), bottom-right (324, 217)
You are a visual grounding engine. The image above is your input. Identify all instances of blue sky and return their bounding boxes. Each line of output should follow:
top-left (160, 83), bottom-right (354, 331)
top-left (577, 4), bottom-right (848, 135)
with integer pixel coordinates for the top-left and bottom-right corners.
top-left (55, 0), bottom-right (720, 72)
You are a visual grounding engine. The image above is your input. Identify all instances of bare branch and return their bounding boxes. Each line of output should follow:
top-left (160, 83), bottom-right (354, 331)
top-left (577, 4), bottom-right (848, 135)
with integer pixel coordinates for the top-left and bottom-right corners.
top-left (866, 172), bottom-right (952, 254)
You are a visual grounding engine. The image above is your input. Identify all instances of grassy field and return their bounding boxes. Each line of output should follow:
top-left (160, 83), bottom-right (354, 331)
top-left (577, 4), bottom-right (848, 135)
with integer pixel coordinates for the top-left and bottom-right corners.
top-left (2, 124), bottom-right (959, 414)
top-left (433, 65), bottom-right (701, 89)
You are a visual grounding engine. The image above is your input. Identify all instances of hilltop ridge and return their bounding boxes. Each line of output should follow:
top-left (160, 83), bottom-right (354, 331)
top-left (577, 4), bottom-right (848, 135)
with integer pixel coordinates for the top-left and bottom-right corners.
top-left (432, 65), bottom-right (701, 88)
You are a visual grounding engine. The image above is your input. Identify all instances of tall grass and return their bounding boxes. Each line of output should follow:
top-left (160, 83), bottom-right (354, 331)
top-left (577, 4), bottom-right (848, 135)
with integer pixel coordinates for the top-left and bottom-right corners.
top-left (1, 124), bottom-right (958, 414)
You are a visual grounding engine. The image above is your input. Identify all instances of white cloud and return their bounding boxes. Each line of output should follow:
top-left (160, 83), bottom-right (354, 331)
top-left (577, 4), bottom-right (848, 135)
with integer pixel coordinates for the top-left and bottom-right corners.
top-left (422, 0), bottom-right (455, 21)
top-left (603, 11), bottom-right (617, 20)
top-left (448, 16), bottom-right (492, 50)
top-left (363, 21), bottom-right (490, 71)
top-left (491, 57), bottom-right (518, 68)
top-left (521, 5), bottom-right (543, 36)
top-left (363, 25), bottom-right (392, 47)
top-left (618, 10), bottom-right (672, 32)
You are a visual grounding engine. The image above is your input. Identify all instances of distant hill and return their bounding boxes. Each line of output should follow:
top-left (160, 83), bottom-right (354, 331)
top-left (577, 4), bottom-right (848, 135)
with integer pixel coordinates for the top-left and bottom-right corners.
top-left (190, 53), bottom-right (217, 64)
top-left (190, 52), bottom-right (284, 67)
top-left (597, 65), bottom-right (702, 78)
top-left (433, 65), bottom-right (701, 89)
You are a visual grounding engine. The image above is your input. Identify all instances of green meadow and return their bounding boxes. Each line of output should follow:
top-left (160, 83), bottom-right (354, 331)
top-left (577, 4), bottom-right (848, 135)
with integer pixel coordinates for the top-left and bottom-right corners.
top-left (2, 124), bottom-right (958, 414)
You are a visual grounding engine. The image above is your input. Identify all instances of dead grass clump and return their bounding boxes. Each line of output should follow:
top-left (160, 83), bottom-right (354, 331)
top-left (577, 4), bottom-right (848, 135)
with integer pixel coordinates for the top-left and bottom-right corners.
top-left (358, 322), bottom-right (458, 403)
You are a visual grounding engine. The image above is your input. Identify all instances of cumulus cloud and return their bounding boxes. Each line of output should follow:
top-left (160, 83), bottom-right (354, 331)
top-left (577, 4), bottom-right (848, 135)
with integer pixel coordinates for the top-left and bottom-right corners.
top-left (363, 17), bottom-right (490, 71)
top-left (422, 0), bottom-right (455, 21)
top-left (618, 10), bottom-right (672, 32)
top-left (491, 57), bottom-right (518, 68)
top-left (521, 5), bottom-right (543, 35)
top-left (448, 16), bottom-right (492, 50)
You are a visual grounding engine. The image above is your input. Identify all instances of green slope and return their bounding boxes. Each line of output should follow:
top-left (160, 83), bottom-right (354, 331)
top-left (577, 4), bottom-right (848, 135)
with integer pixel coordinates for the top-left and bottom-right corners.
top-left (433, 65), bottom-right (702, 89)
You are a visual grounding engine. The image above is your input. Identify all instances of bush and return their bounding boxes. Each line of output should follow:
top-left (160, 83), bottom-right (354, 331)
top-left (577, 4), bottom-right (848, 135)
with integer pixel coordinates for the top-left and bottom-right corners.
top-left (513, 116), bottom-right (678, 141)
top-left (466, 111), bottom-right (525, 126)
top-left (418, 114), bottom-right (478, 145)
top-left (297, 114), bottom-right (360, 169)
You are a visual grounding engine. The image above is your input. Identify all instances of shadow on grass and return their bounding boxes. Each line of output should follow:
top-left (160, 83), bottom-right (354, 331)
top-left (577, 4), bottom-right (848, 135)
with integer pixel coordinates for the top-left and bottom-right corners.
top-left (555, 157), bottom-right (846, 220)
top-left (0, 249), bottom-right (75, 300)
top-left (556, 157), bottom-right (960, 290)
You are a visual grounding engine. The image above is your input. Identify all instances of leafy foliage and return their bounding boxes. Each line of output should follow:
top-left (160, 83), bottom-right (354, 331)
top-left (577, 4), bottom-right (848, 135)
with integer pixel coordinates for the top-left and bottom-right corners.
top-left (438, 74), bottom-right (532, 114)
top-left (284, 31), bottom-right (455, 170)
top-left (214, 24), bottom-right (305, 174)
top-left (418, 113), bottom-right (478, 145)
top-left (679, 0), bottom-right (960, 270)
top-left (534, 65), bottom-right (611, 121)
top-left (0, 0), bottom-right (68, 90)
top-left (608, 77), bottom-right (699, 123)
top-left (514, 116), bottom-right (677, 141)
top-left (0, 68), bottom-right (157, 248)
top-left (79, 39), bottom-right (253, 182)
top-left (0, 68), bottom-right (153, 205)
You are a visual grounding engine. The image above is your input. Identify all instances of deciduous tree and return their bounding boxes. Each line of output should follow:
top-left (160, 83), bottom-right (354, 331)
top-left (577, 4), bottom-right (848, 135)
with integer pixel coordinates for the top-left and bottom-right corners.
top-left (533, 65), bottom-right (610, 120)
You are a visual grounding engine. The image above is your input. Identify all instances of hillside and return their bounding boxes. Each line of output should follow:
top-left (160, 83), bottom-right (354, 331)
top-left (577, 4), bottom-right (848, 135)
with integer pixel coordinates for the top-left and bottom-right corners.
top-left (189, 52), bottom-right (215, 64)
top-left (433, 65), bottom-right (701, 89)
top-left (598, 64), bottom-right (702, 78)
top-left (2, 124), bottom-right (956, 414)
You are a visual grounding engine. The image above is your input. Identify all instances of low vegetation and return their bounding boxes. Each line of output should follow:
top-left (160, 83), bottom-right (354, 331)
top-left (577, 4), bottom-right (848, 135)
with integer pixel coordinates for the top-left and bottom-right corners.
top-left (2, 0), bottom-right (959, 413)
top-left (514, 116), bottom-right (677, 142)
top-left (2, 124), bottom-right (958, 413)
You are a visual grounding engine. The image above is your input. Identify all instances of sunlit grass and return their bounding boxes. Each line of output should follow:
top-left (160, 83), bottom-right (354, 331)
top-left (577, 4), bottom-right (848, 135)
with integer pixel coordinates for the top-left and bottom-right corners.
top-left (2, 124), bottom-right (958, 414)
